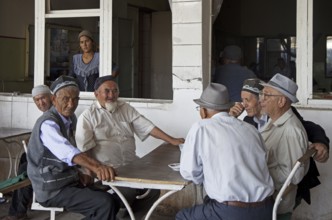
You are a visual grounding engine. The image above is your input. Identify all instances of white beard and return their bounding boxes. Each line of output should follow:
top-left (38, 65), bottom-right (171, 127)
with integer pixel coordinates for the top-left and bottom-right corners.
top-left (105, 101), bottom-right (118, 113)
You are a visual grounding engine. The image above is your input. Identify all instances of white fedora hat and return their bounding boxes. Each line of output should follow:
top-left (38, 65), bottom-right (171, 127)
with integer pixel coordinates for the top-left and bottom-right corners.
top-left (261, 73), bottom-right (299, 103)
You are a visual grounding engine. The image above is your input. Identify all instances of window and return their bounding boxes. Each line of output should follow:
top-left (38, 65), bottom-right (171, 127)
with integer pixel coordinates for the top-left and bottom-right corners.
top-left (34, 0), bottom-right (173, 100)
top-left (310, 0), bottom-right (332, 100)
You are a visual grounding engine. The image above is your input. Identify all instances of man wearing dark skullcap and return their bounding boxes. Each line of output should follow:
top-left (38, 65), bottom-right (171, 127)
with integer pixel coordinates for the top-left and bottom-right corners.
top-left (76, 75), bottom-right (184, 218)
top-left (27, 76), bottom-right (119, 220)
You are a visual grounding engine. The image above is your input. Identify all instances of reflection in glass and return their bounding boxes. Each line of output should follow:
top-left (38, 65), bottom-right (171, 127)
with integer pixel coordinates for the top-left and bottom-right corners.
top-left (326, 36), bottom-right (332, 78)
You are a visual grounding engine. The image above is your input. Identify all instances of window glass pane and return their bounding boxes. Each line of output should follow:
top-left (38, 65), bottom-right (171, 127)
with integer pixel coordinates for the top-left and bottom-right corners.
top-left (44, 18), bottom-right (99, 88)
top-left (312, 1), bottom-right (332, 99)
top-left (212, 0), bottom-right (296, 84)
top-left (49, 0), bottom-right (99, 10)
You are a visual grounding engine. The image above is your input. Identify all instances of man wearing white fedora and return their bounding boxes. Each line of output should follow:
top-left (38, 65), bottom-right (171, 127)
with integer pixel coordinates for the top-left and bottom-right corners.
top-left (176, 83), bottom-right (274, 220)
top-left (259, 73), bottom-right (309, 220)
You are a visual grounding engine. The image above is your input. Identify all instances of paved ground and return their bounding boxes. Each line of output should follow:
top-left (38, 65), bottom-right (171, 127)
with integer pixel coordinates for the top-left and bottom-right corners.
top-left (0, 193), bottom-right (176, 220)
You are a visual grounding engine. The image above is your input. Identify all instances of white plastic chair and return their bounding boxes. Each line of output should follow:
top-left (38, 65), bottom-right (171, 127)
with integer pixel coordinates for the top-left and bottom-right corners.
top-left (31, 192), bottom-right (64, 220)
top-left (272, 148), bottom-right (317, 220)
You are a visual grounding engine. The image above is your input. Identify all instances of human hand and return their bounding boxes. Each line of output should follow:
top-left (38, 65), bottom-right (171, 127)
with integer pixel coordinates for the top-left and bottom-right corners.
top-left (170, 138), bottom-right (185, 146)
top-left (229, 102), bottom-right (244, 117)
top-left (94, 165), bottom-right (116, 182)
top-left (310, 143), bottom-right (329, 163)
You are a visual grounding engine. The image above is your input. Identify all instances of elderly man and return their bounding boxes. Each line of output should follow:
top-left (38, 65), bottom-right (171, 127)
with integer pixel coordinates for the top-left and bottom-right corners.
top-left (213, 45), bottom-right (256, 102)
top-left (176, 83), bottom-right (274, 220)
top-left (3, 85), bottom-right (53, 220)
top-left (75, 75), bottom-right (184, 218)
top-left (27, 76), bottom-right (119, 220)
top-left (258, 74), bottom-right (309, 219)
top-left (32, 85), bottom-right (53, 112)
top-left (230, 78), bottom-right (329, 206)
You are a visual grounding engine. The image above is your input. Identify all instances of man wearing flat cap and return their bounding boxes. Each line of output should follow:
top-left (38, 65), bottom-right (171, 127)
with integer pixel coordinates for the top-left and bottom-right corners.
top-left (213, 45), bottom-right (256, 102)
top-left (27, 76), bottom-right (119, 220)
top-left (259, 74), bottom-right (309, 219)
top-left (176, 83), bottom-right (274, 220)
top-left (75, 75), bottom-right (184, 218)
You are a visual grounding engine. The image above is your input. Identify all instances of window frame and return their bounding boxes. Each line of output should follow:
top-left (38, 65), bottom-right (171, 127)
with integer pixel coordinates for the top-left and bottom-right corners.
top-left (34, 0), bottom-right (112, 99)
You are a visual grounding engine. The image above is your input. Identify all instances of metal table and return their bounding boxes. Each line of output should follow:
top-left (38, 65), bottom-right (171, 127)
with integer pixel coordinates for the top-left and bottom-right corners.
top-left (0, 127), bottom-right (31, 179)
top-left (103, 143), bottom-right (190, 220)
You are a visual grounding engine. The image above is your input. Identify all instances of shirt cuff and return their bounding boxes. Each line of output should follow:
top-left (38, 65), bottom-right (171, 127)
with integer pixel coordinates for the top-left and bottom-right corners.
top-left (66, 147), bottom-right (82, 166)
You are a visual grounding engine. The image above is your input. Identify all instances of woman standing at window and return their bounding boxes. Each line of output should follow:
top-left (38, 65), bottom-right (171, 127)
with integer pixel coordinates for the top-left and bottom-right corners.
top-left (71, 30), bottom-right (119, 91)
top-left (71, 30), bottom-right (99, 91)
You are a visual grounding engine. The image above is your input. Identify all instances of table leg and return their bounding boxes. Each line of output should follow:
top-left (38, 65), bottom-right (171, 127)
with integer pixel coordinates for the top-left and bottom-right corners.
top-left (109, 185), bottom-right (136, 220)
top-left (144, 190), bottom-right (177, 220)
top-left (3, 139), bottom-right (25, 178)
top-left (4, 145), bottom-right (13, 179)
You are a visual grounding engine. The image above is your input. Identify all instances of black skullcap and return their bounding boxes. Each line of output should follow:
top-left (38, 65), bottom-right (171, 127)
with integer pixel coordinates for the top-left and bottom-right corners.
top-left (50, 76), bottom-right (79, 94)
top-left (242, 78), bottom-right (264, 95)
top-left (94, 75), bottom-right (115, 90)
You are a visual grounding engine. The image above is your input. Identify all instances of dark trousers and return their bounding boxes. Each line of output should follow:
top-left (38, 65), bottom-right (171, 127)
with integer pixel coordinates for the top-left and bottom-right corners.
top-left (8, 154), bottom-right (33, 216)
top-left (176, 196), bottom-right (273, 220)
top-left (41, 186), bottom-right (120, 220)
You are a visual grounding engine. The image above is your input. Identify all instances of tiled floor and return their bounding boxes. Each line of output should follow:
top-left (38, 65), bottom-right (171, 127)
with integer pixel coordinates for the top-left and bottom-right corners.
top-left (0, 194), bottom-right (176, 220)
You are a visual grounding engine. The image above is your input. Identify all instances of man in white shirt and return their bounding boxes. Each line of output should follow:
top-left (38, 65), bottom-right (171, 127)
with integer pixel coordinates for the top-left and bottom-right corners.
top-left (176, 83), bottom-right (274, 220)
top-left (75, 75), bottom-right (184, 218)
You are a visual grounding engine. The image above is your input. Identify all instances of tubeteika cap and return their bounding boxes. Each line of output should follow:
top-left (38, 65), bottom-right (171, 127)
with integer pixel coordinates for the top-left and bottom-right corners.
top-left (221, 45), bottom-right (242, 60)
top-left (261, 73), bottom-right (299, 103)
top-left (31, 85), bottom-right (51, 97)
top-left (242, 79), bottom-right (264, 95)
top-left (50, 76), bottom-right (79, 95)
top-left (94, 75), bottom-right (116, 91)
top-left (78, 30), bottom-right (94, 41)
top-left (194, 83), bottom-right (234, 110)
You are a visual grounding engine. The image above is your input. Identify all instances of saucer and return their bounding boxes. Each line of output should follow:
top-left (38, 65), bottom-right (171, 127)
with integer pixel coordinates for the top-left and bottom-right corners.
top-left (168, 163), bottom-right (180, 171)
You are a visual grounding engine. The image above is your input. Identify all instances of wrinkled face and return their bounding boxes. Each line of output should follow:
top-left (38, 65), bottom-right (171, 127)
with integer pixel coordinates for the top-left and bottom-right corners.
top-left (259, 87), bottom-right (283, 116)
top-left (33, 93), bottom-right (52, 112)
top-left (79, 36), bottom-right (94, 53)
top-left (52, 86), bottom-right (80, 118)
top-left (241, 91), bottom-right (261, 117)
top-left (94, 81), bottom-right (119, 108)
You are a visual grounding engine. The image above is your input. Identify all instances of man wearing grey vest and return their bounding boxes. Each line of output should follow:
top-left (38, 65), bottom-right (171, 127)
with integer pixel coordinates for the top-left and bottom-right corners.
top-left (27, 76), bottom-right (119, 220)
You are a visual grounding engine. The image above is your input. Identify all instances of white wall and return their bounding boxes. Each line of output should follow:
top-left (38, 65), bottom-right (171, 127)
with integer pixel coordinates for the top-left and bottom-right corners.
top-left (293, 109), bottom-right (332, 220)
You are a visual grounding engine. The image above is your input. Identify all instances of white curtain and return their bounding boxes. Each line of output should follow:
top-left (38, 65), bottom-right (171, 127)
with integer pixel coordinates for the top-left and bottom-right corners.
top-left (213, 0), bottom-right (223, 23)
top-left (168, 0), bottom-right (172, 11)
